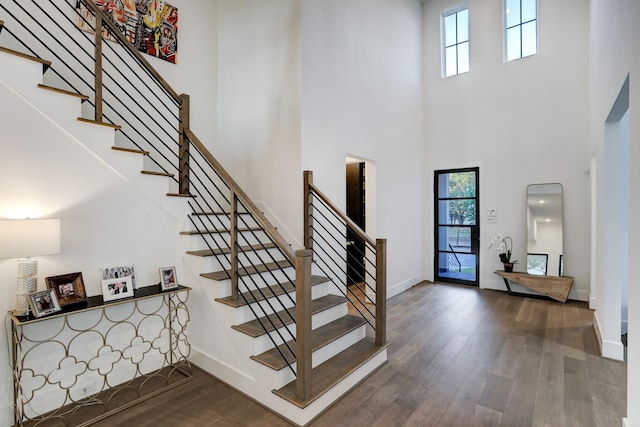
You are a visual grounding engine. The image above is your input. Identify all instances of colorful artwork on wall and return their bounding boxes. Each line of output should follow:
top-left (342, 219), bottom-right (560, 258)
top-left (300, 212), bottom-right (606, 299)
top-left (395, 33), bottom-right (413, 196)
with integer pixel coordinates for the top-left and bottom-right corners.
top-left (75, 0), bottom-right (178, 64)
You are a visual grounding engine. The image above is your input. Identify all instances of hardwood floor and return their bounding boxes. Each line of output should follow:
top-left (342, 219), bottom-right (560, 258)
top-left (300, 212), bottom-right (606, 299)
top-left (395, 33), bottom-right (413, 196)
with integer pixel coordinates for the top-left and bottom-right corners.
top-left (94, 281), bottom-right (627, 426)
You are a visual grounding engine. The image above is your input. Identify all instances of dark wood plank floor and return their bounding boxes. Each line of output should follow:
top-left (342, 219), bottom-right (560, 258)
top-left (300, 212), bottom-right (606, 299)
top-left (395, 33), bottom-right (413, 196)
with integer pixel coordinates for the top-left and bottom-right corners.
top-left (94, 282), bottom-right (627, 427)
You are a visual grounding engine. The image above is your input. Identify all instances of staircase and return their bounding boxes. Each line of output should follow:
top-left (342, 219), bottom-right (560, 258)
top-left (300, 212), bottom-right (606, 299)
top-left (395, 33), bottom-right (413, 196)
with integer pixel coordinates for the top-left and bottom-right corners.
top-left (0, 3), bottom-right (388, 425)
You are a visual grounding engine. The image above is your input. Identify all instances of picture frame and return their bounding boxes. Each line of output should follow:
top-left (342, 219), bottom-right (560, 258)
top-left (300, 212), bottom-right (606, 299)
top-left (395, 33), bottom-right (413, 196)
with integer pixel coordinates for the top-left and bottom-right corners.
top-left (101, 264), bottom-right (136, 290)
top-left (46, 272), bottom-right (87, 308)
top-left (526, 253), bottom-right (549, 276)
top-left (28, 289), bottom-right (62, 318)
top-left (159, 267), bottom-right (178, 291)
top-left (101, 276), bottom-right (134, 302)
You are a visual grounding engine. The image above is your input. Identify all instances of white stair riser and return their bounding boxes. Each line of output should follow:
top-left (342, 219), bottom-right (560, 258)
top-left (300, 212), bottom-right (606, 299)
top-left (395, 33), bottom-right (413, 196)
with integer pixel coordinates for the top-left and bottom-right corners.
top-left (230, 281), bottom-right (331, 325)
top-left (229, 301), bottom-right (348, 356)
top-left (0, 54), bottom-right (44, 93)
top-left (180, 230), bottom-right (270, 249)
top-left (20, 86), bottom-right (84, 125)
top-left (251, 325), bottom-right (367, 389)
top-left (188, 213), bottom-right (258, 230)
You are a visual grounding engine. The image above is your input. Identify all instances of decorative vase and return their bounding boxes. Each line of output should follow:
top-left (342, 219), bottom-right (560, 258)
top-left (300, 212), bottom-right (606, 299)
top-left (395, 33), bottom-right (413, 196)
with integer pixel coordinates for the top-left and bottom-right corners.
top-left (503, 263), bottom-right (514, 272)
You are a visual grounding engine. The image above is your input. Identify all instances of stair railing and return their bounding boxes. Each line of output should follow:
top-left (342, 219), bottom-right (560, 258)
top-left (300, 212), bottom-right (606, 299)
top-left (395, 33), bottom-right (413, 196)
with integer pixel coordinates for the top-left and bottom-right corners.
top-left (303, 171), bottom-right (387, 347)
top-left (1, 0), bottom-right (302, 376)
top-left (0, 0), bottom-right (182, 179)
top-left (0, 1), bottom-right (384, 401)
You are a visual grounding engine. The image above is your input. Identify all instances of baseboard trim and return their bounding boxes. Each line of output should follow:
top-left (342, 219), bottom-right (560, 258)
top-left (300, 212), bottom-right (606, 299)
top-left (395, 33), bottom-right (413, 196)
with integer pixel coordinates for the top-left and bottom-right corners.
top-left (387, 273), bottom-right (425, 298)
top-left (569, 288), bottom-right (590, 302)
top-left (190, 345), bottom-right (388, 427)
top-left (592, 313), bottom-right (626, 361)
top-left (602, 339), bottom-right (625, 361)
top-left (622, 417), bottom-right (630, 427)
top-left (190, 346), bottom-right (256, 388)
top-left (593, 315), bottom-right (603, 357)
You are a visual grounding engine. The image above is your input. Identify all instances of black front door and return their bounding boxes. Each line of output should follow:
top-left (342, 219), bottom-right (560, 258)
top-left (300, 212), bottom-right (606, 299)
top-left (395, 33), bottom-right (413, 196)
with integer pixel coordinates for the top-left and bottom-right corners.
top-left (434, 168), bottom-right (480, 286)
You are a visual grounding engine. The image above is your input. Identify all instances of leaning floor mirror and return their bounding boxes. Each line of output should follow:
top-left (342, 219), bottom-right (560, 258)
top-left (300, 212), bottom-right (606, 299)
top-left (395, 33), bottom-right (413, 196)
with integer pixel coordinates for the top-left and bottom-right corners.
top-left (526, 183), bottom-right (564, 276)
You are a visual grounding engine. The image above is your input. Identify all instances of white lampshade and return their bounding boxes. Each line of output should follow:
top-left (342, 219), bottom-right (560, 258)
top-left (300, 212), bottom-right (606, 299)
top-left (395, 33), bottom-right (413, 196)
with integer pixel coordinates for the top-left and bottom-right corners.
top-left (0, 219), bottom-right (61, 259)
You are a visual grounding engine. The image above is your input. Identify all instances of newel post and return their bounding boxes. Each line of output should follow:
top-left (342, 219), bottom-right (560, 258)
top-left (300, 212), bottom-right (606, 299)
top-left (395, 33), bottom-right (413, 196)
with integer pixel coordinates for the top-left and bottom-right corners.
top-left (94, 13), bottom-right (103, 122)
top-left (375, 238), bottom-right (387, 346)
top-left (178, 93), bottom-right (191, 195)
top-left (295, 249), bottom-right (313, 400)
top-left (303, 171), bottom-right (313, 251)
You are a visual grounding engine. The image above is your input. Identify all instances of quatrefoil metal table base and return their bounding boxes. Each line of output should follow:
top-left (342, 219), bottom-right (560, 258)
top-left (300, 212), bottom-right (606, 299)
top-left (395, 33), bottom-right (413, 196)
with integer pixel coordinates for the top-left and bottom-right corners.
top-left (9, 285), bottom-right (192, 427)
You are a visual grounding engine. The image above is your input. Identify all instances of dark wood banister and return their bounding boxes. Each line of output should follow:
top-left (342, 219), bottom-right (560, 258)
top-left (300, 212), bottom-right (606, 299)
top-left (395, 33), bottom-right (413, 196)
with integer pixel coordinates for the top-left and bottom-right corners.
top-left (81, 1), bottom-right (295, 264)
top-left (79, 0), bottom-right (181, 104)
top-left (307, 181), bottom-right (375, 248)
top-left (303, 170), bottom-right (386, 348)
top-left (184, 129), bottom-right (296, 263)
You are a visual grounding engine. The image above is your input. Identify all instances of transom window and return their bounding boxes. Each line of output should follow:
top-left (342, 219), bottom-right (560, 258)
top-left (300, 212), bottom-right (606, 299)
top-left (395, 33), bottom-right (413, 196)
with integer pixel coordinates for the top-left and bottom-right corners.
top-left (504, 0), bottom-right (537, 61)
top-left (442, 4), bottom-right (469, 77)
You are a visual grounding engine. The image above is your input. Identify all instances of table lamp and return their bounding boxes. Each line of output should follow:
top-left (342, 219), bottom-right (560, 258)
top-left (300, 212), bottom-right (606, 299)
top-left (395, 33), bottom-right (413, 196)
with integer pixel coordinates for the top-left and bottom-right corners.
top-left (0, 219), bottom-right (61, 315)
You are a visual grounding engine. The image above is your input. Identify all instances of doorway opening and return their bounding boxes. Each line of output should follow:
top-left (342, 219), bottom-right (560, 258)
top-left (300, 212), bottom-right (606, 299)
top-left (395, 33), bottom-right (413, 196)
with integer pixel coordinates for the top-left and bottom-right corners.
top-left (345, 156), bottom-right (376, 301)
top-left (601, 75), bottom-right (629, 362)
top-left (434, 167), bottom-right (480, 286)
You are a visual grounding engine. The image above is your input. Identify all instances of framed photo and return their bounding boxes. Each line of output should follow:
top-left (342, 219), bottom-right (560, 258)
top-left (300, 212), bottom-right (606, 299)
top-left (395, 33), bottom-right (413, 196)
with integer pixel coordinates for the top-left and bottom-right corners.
top-left (28, 289), bottom-right (62, 318)
top-left (46, 272), bottom-right (87, 307)
top-left (102, 276), bottom-right (134, 302)
top-left (101, 264), bottom-right (136, 289)
top-left (526, 253), bottom-right (549, 276)
top-left (159, 267), bottom-right (178, 291)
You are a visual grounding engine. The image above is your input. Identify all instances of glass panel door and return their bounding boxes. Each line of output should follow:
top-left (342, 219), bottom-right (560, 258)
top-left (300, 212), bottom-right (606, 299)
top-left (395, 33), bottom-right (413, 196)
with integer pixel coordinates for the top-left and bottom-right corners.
top-left (434, 168), bottom-right (479, 285)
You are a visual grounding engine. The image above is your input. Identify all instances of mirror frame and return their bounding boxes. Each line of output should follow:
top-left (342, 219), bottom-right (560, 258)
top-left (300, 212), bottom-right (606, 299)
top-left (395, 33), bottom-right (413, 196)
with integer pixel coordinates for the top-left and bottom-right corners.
top-left (526, 183), bottom-right (563, 277)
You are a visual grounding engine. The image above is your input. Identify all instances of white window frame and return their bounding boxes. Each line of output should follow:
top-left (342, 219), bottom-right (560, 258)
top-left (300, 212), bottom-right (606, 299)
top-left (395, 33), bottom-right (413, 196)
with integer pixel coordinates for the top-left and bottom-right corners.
top-left (503, 0), bottom-right (538, 62)
top-left (440, 2), bottom-right (469, 78)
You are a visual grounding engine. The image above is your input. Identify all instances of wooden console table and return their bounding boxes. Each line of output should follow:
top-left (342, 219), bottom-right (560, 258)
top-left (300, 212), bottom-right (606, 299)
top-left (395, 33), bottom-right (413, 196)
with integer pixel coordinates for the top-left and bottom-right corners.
top-left (494, 271), bottom-right (574, 303)
top-left (9, 285), bottom-right (191, 427)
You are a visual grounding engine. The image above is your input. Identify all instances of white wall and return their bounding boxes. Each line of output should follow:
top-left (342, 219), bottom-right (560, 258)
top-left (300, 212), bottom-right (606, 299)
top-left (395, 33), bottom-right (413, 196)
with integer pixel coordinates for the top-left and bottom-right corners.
top-left (301, 0), bottom-right (426, 296)
top-left (0, 82), bottom-right (184, 426)
top-left (589, 0), bottom-right (640, 424)
top-left (215, 0), bottom-right (303, 245)
top-left (422, 0), bottom-right (591, 300)
top-left (135, 0), bottom-right (218, 151)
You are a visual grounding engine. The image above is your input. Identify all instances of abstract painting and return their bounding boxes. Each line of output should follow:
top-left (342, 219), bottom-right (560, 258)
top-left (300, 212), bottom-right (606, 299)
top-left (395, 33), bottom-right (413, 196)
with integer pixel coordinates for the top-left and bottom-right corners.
top-left (76, 0), bottom-right (178, 64)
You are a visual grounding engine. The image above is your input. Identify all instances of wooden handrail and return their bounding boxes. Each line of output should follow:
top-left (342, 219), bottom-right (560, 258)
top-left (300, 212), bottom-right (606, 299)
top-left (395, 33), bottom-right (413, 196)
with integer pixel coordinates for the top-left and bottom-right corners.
top-left (79, 0), bottom-right (181, 103)
top-left (308, 181), bottom-right (375, 248)
top-left (184, 129), bottom-right (296, 263)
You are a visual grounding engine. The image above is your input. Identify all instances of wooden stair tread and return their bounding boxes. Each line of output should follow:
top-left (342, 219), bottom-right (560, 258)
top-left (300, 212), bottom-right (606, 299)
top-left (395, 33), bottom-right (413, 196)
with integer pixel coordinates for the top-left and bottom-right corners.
top-left (187, 243), bottom-right (277, 257)
top-left (273, 337), bottom-right (388, 408)
top-left (111, 146), bottom-right (149, 155)
top-left (37, 84), bottom-right (89, 101)
top-left (215, 275), bottom-right (330, 308)
top-left (251, 314), bottom-right (367, 371)
top-left (167, 193), bottom-right (196, 198)
top-left (201, 260), bottom-right (292, 281)
top-left (0, 47), bottom-right (51, 70)
top-left (141, 170), bottom-right (175, 177)
top-left (231, 294), bottom-right (347, 337)
top-left (77, 117), bottom-right (121, 129)
top-left (180, 226), bottom-right (262, 236)
top-left (192, 211), bottom-right (250, 216)
top-left (494, 271), bottom-right (574, 303)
